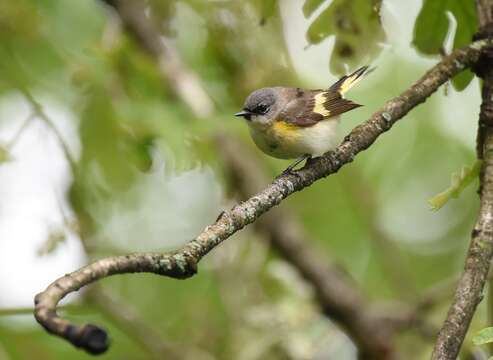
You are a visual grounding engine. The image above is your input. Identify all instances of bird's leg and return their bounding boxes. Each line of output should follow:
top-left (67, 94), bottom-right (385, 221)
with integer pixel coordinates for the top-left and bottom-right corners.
top-left (282, 154), bottom-right (311, 175)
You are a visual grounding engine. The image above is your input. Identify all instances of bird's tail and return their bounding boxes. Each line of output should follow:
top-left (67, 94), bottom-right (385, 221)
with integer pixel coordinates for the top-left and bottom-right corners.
top-left (329, 66), bottom-right (373, 96)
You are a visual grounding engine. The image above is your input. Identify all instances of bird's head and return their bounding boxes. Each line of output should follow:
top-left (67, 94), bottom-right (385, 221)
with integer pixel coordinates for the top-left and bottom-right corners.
top-left (235, 88), bottom-right (280, 126)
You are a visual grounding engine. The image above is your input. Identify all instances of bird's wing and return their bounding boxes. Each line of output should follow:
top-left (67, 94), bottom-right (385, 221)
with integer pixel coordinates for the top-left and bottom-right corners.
top-left (279, 89), bottom-right (361, 127)
top-left (278, 66), bottom-right (370, 127)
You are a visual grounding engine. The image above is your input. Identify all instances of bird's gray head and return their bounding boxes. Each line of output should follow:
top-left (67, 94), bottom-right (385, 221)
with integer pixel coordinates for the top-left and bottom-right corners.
top-left (235, 88), bottom-right (280, 126)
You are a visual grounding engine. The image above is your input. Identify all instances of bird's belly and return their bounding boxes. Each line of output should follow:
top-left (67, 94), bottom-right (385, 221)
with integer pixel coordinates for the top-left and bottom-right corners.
top-left (249, 119), bottom-right (339, 159)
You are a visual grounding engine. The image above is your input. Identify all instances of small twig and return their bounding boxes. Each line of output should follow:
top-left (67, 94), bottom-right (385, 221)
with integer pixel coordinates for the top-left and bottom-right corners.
top-left (19, 88), bottom-right (76, 173)
top-left (5, 112), bottom-right (36, 151)
top-left (34, 39), bottom-right (492, 355)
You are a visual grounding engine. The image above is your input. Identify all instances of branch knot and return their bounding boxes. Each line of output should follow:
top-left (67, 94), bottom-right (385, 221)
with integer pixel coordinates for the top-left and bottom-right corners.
top-left (163, 253), bottom-right (198, 279)
top-left (472, 29), bottom-right (493, 78)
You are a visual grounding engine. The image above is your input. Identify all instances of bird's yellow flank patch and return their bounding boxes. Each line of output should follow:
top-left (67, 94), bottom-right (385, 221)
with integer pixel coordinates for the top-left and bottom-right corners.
top-left (272, 120), bottom-right (301, 139)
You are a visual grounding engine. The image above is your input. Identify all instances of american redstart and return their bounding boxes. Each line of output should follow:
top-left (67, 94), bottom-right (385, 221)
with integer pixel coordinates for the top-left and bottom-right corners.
top-left (235, 66), bottom-right (371, 172)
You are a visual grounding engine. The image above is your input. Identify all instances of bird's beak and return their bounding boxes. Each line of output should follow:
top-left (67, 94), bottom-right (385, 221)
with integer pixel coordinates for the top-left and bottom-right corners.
top-left (234, 110), bottom-right (251, 118)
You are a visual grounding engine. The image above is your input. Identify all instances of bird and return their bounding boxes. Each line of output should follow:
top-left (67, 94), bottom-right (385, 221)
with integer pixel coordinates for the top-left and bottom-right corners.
top-left (234, 66), bottom-right (370, 173)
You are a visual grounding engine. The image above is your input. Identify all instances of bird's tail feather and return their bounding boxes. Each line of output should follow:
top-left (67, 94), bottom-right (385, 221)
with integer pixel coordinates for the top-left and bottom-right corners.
top-left (329, 66), bottom-right (374, 96)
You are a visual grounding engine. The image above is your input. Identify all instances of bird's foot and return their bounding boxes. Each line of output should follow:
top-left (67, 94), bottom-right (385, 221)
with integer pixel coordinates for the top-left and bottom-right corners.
top-left (277, 154), bottom-right (311, 178)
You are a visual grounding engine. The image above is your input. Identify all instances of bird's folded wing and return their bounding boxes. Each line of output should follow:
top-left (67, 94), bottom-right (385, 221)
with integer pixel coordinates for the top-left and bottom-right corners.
top-left (279, 90), bottom-right (361, 127)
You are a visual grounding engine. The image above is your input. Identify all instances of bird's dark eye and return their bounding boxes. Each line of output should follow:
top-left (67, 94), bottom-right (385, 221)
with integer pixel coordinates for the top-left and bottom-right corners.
top-left (254, 104), bottom-right (269, 114)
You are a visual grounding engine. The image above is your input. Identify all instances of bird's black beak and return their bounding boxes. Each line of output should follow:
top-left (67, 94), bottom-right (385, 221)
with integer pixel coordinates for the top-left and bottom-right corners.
top-left (234, 110), bottom-right (252, 118)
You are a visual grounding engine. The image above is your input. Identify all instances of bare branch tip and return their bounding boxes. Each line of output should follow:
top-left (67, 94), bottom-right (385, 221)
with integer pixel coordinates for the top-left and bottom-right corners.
top-left (69, 324), bottom-right (109, 355)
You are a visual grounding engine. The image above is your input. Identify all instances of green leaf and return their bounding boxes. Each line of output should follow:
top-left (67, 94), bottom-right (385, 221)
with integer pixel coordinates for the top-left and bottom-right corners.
top-left (0, 145), bottom-right (11, 163)
top-left (451, 1), bottom-right (477, 50)
top-left (251, 0), bottom-right (278, 24)
top-left (428, 160), bottom-right (481, 211)
top-left (413, 0), bottom-right (477, 90)
top-left (302, 0), bottom-right (326, 18)
top-left (451, 68), bottom-right (475, 91)
top-left (413, 1), bottom-right (449, 55)
top-left (473, 327), bottom-right (493, 346)
top-left (306, 0), bottom-right (384, 74)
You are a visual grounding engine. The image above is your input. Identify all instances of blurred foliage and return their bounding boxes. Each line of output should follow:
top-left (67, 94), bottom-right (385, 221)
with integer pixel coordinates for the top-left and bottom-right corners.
top-left (428, 160), bottom-right (481, 210)
top-left (304, 0), bottom-right (384, 74)
top-left (473, 327), bottom-right (493, 346)
top-left (413, 0), bottom-right (477, 90)
top-left (0, 145), bottom-right (11, 163)
top-left (0, 0), bottom-right (490, 359)
top-left (36, 228), bottom-right (67, 256)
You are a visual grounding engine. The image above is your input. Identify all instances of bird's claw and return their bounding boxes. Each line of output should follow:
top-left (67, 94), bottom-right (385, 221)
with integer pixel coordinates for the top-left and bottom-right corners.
top-left (281, 167), bottom-right (296, 176)
top-left (277, 154), bottom-right (311, 179)
top-left (276, 167), bottom-right (300, 180)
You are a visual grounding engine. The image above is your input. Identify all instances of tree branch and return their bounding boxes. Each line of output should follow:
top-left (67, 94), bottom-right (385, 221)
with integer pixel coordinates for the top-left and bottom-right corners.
top-left (215, 133), bottom-right (400, 359)
top-left (34, 40), bottom-right (492, 355)
top-left (430, 142), bottom-right (493, 356)
top-left (431, 4), bottom-right (493, 358)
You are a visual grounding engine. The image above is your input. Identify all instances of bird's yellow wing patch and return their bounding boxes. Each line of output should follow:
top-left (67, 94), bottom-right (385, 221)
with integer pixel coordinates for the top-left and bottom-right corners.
top-left (313, 92), bottom-right (332, 117)
top-left (311, 91), bottom-right (361, 120)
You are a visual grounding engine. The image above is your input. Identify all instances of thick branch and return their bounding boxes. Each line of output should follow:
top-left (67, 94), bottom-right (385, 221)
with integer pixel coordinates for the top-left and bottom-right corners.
top-left (431, 3), bottom-right (493, 358)
top-left (431, 79), bottom-right (493, 360)
top-left (431, 6), bottom-right (493, 357)
top-left (34, 40), bottom-right (492, 355)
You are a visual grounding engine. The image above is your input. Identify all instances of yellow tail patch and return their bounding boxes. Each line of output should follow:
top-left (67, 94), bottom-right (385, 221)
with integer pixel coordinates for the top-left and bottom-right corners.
top-left (331, 66), bottom-right (369, 96)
